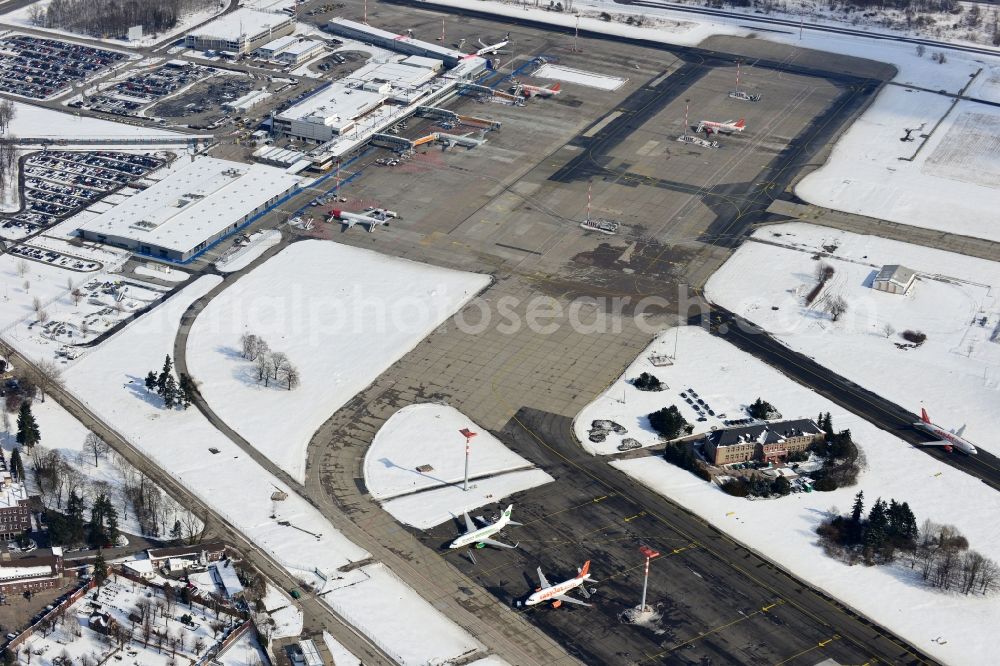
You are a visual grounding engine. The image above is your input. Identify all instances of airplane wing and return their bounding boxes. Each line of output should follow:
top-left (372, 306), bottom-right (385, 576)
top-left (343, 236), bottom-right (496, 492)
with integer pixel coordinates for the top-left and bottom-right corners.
top-left (462, 512), bottom-right (476, 533)
top-left (479, 537), bottom-right (517, 550)
top-left (536, 567), bottom-right (551, 589)
top-left (919, 440), bottom-right (951, 447)
top-left (553, 594), bottom-right (591, 607)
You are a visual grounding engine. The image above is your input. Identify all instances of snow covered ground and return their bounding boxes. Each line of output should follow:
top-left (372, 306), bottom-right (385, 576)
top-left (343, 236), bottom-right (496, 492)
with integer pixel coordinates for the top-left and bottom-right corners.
top-left (705, 222), bottom-right (1000, 453)
top-left (260, 584), bottom-right (303, 639)
top-left (323, 632), bottom-right (361, 666)
top-left (365, 403), bottom-right (553, 528)
top-left (34, 278), bottom-right (488, 665)
top-left (186, 241), bottom-right (490, 482)
top-left (19, 572), bottom-right (243, 666)
top-left (0, 396), bottom-right (201, 538)
top-left (0, 0), bottom-right (229, 48)
top-left (600, 326), bottom-right (1000, 666)
top-left (533, 63), bottom-right (627, 90)
top-left (134, 264), bottom-right (190, 283)
top-left (322, 562), bottom-right (483, 666)
top-left (796, 86), bottom-right (1000, 242)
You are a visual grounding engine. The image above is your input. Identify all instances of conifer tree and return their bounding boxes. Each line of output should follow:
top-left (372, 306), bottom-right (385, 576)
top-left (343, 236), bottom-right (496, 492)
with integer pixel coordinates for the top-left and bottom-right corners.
top-left (15, 402), bottom-right (40, 448)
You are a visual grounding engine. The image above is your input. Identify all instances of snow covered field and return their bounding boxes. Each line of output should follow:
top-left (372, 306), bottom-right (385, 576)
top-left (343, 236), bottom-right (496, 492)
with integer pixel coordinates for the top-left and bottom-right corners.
top-left (602, 326), bottom-right (1000, 665)
top-left (186, 241), bottom-right (490, 482)
top-left (0, 1), bottom-right (229, 48)
top-left (322, 562), bottom-right (483, 666)
top-left (365, 403), bottom-right (553, 528)
top-left (706, 222), bottom-right (1000, 452)
top-left (533, 64), bottom-right (627, 91)
top-left (796, 87), bottom-right (1000, 241)
top-left (48, 278), bottom-right (487, 664)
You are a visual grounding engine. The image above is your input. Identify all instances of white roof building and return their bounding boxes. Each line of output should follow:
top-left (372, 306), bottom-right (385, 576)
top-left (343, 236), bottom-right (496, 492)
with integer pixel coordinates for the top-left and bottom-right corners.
top-left (185, 8), bottom-right (295, 54)
top-left (256, 34), bottom-right (298, 58)
top-left (274, 39), bottom-right (324, 64)
top-left (873, 264), bottom-right (917, 295)
top-left (211, 560), bottom-right (244, 599)
top-left (78, 157), bottom-right (300, 262)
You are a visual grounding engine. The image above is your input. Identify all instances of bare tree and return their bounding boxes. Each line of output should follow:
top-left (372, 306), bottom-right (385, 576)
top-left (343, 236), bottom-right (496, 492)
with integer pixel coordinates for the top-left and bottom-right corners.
top-left (37, 309), bottom-right (49, 324)
top-left (826, 295), bottom-right (849, 322)
top-left (84, 431), bottom-right (109, 467)
top-left (71, 288), bottom-right (84, 305)
top-left (255, 354), bottom-right (274, 386)
top-left (881, 322), bottom-right (895, 338)
top-left (15, 259), bottom-right (29, 278)
top-left (32, 296), bottom-right (41, 314)
top-left (269, 351), bottom-right (288, 381)
top-left (280, 363), bottom-right (300, 390)
top-left (0, 99), bottom-right (15, 133)
top-left (24, 359), bottom-right (64, 402)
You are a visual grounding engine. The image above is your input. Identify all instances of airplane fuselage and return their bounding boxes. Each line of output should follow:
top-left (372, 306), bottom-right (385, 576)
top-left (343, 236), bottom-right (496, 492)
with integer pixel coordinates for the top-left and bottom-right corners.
top-left (525, 576), bottom-right (589, 606)
top-left (915, 422), bottom-right (978, 454)
top-left (449, 523), bottom-right (502, 549)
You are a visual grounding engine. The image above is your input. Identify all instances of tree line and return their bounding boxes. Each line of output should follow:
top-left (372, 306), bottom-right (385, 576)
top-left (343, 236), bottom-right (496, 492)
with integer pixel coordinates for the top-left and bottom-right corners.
top-left (28, 0), bottom-right (221, 39)
top-left (144, 355), bottom-right (196, 410)
top-left (0, 100), bottom-right (16, 199)
top-left (818, 491), bottom-right (998, 594)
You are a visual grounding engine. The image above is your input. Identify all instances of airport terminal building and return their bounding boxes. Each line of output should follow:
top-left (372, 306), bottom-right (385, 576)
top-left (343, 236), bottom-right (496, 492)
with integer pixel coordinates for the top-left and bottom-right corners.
top-left (77, 157), bottom-right (300, 262)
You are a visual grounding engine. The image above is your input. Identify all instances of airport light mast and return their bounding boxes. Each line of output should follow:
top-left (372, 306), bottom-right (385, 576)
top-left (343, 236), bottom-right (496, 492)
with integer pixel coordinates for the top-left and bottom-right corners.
top-left (460, 428), bottom-right (477, 491)
top-left (638, 545), bottom-right (660, 613)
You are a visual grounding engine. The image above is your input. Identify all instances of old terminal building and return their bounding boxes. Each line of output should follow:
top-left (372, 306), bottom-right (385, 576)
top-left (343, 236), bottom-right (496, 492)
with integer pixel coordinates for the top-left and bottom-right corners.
top-left (702, 419), bottom-right (825, 465)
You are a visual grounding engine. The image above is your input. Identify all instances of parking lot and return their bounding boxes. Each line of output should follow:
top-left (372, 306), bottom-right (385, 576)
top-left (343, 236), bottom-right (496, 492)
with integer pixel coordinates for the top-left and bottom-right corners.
top-left (0, 34), bottom-right (128, 100)
top-left (150, 72), bottom-right (256, 128)
top-left (75, 60), bottom-right (214, 117)
top-left (1, 151), bottom-right (165, 236)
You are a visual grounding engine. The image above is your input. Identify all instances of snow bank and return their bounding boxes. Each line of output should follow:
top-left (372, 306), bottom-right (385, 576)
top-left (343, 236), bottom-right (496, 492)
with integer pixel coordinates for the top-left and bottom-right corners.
top-left (323, 563), bottom-right (483, 666)
top-left (187, 241), bottom-right (490, 482)
top-left (705, 222), bottom-right (1000, 451)
top-left (796, 87), bottom-right (1000, 241)
top-left (323, 631), bottom-right (361, 666)
top-left (365, 404), bottom-right (553, 528)
top-left (134, 264), bottom-right (189, 283)
top-left (603, 326), bottom-right (1000, 666)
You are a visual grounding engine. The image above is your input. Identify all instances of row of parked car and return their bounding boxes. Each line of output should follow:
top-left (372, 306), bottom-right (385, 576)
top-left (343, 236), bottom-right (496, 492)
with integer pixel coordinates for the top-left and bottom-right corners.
top-left (0, 35), bottom-right (126, 99)
top-left (10, 151), bottom-right (162, 227)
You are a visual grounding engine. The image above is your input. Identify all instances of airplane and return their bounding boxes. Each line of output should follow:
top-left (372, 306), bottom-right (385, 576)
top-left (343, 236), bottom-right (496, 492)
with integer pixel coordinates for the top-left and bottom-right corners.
top-left (449, 504), bottom-right (520, 562)
top-left (524, 560), bottom-right (593, 608)
top-left (328, 208), bottom-right (397, 232)
top-left (695, 118), bottom-right (746, 135)
top-left (914, 407), bottom-right (978, 454)
top-left (510, 81), bottom-right (561, 99)
top-left (476, 32), bottom-right (510, 56)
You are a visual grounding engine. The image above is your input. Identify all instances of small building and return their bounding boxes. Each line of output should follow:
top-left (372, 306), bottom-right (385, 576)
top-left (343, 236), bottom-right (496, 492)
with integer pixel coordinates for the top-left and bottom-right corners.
top-left (0, 474), bottom-right (32, 541)
top-left (702, 419), bottom-right (825, 466)
top-left (255, 35), bottom-right (298, 60)
top-left (122, 558), bottom-right (156, 580)
top-left (296, 639), bottom-right (323, 666)
top-left (89, 611), bottom-right (116, 634)
top-left (873, 264), bottom-right (916, 295)
top-left (0, 549), bottom-right (64, 594)
top-left (147, 542), bottom-right (226, 572)
top-left (223, 89), bottom-right (272, 112)
top-left (77, 157), bottom-right (300, 263)
top-left (184, 8), bottom-right (295, 55)
top-left (274, 39), bottom-right (324, 65)
top-left (210, 560), bottom-right (244, 599)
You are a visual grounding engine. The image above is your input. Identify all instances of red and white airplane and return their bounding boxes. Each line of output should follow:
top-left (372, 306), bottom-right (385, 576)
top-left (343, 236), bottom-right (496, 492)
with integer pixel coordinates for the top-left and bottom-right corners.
top-left (914, 408), bottom-right (978, 455)
top-left (511, 81), bottom-right (561, 98)
top-left (524, 560), bottom-right (593, 608)
top-left (696, 118), bottom-right (746, 135)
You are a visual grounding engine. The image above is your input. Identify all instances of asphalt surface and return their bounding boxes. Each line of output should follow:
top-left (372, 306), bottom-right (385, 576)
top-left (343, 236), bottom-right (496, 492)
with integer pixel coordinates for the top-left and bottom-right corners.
top-left (696, 306), bottom-right (1000, 491)
top-left (427, 406), bottom-right (936, 665)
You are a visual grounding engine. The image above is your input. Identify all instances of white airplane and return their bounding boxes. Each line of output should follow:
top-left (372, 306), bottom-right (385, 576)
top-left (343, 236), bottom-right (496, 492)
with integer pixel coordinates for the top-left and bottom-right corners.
top-left (449, 505), bottom-right (520, 561)
top-left (695, 118), bottom-right (746, 135)
top-left (524, 560), bottom-right (593, 608)
top-left (914, 408), bottom-right (978, 455)
top-left (329, 208), bottom-right (396, 232)
top-left (476, 33), bottom-right (510, 56)
top-left (511, 81), bottom-right (561, 98)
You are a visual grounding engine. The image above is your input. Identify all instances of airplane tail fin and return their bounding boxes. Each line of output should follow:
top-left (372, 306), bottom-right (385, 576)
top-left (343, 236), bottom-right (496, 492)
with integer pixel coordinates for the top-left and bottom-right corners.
top-left (734, 118), bottom-right (746, 129)
top-left (921, 407), bottom-right (931, 424)
top-left (577, 560), bottom-right (591, 578)
top-left (550, 82), bottom-right (561, 92)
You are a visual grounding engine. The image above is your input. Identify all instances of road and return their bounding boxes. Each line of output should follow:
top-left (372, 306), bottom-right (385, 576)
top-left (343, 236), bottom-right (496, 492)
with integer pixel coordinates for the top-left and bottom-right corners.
top-left (696, 306), bottom-right (1000, 491)
top-left (0, 340), bottom-right (397, 666)
top-left (615, 0), bottom-right (1000, 57)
